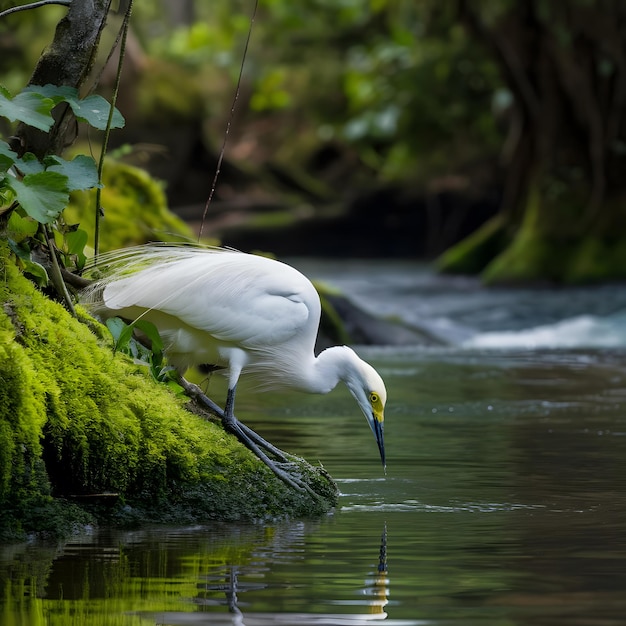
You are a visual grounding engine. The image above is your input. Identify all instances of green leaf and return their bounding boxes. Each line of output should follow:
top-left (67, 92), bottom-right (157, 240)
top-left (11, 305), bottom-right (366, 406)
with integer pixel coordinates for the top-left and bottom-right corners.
top-left (66, 227), bottom-right (88, 255)
top-left (105, 317), bottom-right (175, 386)
top-left (0, 175), bottom-right (16, 209)
top-left (65, 228), bottom-right (88, 269)
top-left (10, 171), bottom-right (69, 223)
top-left (115, 320), bottom-right (136, 352)
top-left (24, 85), bottom-right (125, 130)
top-left (106, 318), bottom-right (143, 360)
top-left (105, 317), bottom-right (128, 345)
top-left (132, 319), bottom-right (164, 353)
top-left (105, 317), bottom-right (165, 369)
top-left (15, 152), bottom-right (45, 176)
top-left (45, 154), bottom-right (100, 191)
top-left (7, 238), bottom-right (49, 286)
top-left (8, 237), bottom-right (31, 263)
top-left (0, 140), bottom-right (17, 170)
top-left (7, 211), bottom-right (39, 242)
top-left (23, 84), bottom-right (78, 103)
top-left (22, 259), bottom-right (49, 286)
top-left (69, 94), bottom-right (125, 130)
top-left (0, 87), bottom-right (55, 131)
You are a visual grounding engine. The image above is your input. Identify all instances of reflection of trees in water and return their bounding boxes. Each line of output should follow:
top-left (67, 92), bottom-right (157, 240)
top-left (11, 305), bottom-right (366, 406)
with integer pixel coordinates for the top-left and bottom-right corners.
top-left (0, 521), bottom-right (390, 624)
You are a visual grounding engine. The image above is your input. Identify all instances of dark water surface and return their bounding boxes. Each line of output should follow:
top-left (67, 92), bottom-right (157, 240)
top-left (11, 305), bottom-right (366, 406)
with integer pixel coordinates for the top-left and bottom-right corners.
top-left (2, 263), bottom-right (626, 625)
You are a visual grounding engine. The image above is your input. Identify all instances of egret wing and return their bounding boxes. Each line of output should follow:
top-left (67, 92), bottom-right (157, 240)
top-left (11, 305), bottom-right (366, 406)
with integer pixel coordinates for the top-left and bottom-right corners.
top-left (98, 249), bottom-right (320, 348)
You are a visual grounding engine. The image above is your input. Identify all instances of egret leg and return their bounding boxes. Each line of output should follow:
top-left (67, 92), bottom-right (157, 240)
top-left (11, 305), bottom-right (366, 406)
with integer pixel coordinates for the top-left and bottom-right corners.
top-left (221, 386), bottom-right (292, 461)
top-left (178, 377), bottom-right (321, 498)
top-left (179, 378), bottom-right (290, 461)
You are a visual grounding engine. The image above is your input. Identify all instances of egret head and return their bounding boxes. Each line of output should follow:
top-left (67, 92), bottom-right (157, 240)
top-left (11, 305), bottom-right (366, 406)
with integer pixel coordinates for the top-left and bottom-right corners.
top-left (344, 356), bottom-right (387, 470)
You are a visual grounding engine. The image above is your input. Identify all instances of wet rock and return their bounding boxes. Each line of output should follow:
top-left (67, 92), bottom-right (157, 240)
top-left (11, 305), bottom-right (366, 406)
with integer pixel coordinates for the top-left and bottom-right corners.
top-left (319, 291), bottom-right (444, 348)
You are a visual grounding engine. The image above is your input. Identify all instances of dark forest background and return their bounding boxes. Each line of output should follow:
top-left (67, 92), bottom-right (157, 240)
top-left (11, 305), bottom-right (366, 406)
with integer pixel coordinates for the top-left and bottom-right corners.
top-left (3, 0), bottom-right (626, 283)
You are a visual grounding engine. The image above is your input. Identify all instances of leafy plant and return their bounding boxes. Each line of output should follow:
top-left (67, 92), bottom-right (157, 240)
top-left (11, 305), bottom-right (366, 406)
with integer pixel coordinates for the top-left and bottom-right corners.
top-left (106, 317), bottom-right (183, 393)
top-left (0, 84), bottom-right (123, 224)
top-left (1, 83), bottom-right (184, 393)
top-left (0, 83), bottom-right (124, 285)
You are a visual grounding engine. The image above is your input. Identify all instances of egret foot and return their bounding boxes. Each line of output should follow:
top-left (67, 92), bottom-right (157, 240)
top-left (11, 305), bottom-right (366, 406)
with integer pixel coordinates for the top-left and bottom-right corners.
top-left (179, 379), bottom-right (290, 462)
top-left (178, 377), bottom-right (322, 499)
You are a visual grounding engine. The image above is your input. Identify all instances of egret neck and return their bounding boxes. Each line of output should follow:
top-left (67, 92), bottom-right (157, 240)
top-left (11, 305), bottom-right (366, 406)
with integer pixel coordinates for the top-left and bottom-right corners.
top-left (303, 346), bottom-right (357, 394)
top-left (303, 346), bottom-right (386, 469)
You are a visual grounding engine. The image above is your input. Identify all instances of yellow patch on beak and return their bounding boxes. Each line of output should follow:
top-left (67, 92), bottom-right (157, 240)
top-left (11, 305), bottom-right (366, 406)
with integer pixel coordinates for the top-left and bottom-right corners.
top-left (369, 392), bottom-right (384, 422)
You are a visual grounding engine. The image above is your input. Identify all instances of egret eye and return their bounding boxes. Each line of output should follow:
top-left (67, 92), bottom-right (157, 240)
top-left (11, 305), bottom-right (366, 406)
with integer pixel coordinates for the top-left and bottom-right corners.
top-left (370, 392), bottom-right (379, 404)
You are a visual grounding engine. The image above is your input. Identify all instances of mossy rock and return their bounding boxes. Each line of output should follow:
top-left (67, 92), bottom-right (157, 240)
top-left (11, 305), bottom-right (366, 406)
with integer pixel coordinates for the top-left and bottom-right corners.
top-left (481, 231), bottom-right (568, 284)
top-left (481, 231), bottom-right (626, 285)
top-left (316, 282), bottom-right (439, 347)
top-left (64, 160), bottom-right (195, 253)
top-left (437, 214), bottom-right (510, 275)
top-left (0, 242), bottom-right (337, 540)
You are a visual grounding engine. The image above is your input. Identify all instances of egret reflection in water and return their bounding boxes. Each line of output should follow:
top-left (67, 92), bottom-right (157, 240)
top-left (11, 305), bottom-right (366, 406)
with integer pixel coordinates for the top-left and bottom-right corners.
top-left (145, 523), bottom-right (390, 625)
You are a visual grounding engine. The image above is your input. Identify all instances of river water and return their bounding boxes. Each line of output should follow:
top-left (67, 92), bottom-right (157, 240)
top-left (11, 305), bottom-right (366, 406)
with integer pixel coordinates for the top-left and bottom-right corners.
top-left (2, 260), bottom-right (626, 625)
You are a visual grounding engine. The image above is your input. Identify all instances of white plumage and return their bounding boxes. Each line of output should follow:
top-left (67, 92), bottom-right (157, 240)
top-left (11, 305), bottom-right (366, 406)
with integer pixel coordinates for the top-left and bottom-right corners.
top-left (82, 244), bottom-right (386, 477)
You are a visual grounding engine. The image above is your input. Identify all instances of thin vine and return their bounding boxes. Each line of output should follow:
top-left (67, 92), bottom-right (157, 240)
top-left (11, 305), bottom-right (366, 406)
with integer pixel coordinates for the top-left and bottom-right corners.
top-left (198, 0), bottom-right (259, 240)
top-left (43, 224), bottom-right (76, 316)
top-left (94, 0), bottom-right (134, 260)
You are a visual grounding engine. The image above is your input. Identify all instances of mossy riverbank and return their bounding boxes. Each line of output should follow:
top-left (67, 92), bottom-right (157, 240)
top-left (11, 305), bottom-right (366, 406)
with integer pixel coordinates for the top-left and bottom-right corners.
top-left (0, 242), bottom-right (337, 541)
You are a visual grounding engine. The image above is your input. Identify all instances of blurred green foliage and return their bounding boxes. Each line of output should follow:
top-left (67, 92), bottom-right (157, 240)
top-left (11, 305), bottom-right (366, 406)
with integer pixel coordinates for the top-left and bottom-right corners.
top-left (0, 1), bottom-right (504, 184)
top-left (5, 0), bottom-right (622, 282)
top-left (125, 0), bottom-right (503, 182)
top-left (62, 158), bottom-right (195, 252)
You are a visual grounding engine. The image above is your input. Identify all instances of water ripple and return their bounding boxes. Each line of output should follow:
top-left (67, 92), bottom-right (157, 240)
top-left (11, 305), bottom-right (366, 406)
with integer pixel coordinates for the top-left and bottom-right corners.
top-left (340, 500), bottom-right (547, 514)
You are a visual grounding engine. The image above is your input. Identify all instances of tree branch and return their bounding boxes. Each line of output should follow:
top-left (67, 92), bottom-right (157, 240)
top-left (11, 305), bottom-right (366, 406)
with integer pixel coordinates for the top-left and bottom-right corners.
top-left (0, 0), bottom-right (70, 20)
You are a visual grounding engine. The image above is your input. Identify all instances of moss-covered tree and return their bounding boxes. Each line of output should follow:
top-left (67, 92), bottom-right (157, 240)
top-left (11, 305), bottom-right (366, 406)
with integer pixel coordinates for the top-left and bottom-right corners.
top-left (439, 0), bottom-right (626, 283)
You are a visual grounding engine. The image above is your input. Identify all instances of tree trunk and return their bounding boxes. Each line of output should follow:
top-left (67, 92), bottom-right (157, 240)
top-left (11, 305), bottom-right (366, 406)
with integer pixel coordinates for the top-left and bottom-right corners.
top-left (12, 0), bottom-right (113, 158)
top-left (441, 0), bottom-right (626, 283)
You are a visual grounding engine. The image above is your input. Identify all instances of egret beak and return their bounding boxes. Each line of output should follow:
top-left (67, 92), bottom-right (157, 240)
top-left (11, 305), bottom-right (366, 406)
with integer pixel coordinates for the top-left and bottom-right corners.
top-left (367, 411), bottom-right (386, 471)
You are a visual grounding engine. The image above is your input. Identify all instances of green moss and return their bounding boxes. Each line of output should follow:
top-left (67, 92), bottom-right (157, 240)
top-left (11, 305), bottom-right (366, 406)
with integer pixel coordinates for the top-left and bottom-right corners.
top-left (481, 231), bottom-right (565, 284)
top-left (64, 160), bottom-right (194, 253)
top-left (481, 233), bottom-right (626, 285)
top-left (479, 182), bottom-right (583, 284)
top-left (0, 242), bottom-right (337, 540)
top-left (442, 178), bottom-right (626, 284)
top-left (478, 184), bottom-right (626, 284)
top-left (475, 227), bottom-right (626, 285)
top-left (564, 238), bottom-right (626, 284)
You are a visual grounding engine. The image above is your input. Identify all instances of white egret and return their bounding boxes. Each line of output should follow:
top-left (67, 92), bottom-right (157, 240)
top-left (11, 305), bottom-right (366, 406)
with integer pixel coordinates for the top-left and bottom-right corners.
top-left (81, 244), bottom-right (386, 493)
